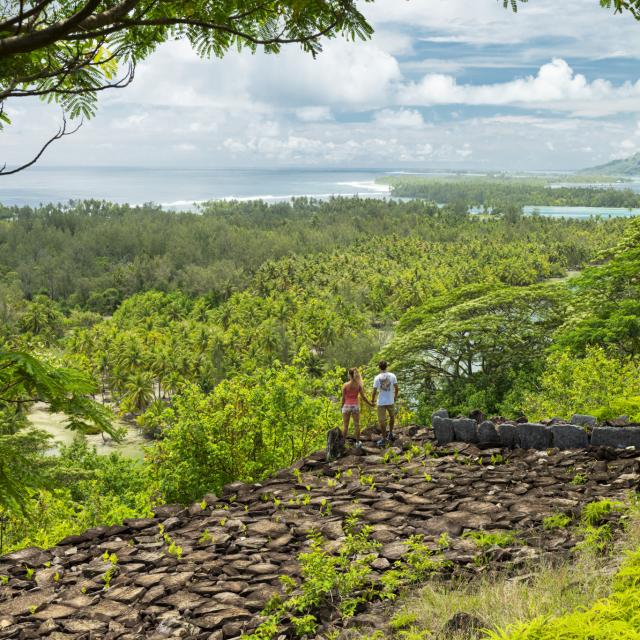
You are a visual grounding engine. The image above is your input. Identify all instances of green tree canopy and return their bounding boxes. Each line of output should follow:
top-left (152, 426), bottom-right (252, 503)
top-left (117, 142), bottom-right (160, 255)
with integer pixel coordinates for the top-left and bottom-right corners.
top-left (383, 282), bottom-right (568, 414)
top-left (555, 217), bottom-right (640, 356)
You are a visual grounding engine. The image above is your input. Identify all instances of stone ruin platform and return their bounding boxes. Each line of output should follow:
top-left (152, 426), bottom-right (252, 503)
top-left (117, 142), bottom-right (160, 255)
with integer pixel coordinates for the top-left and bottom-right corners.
top-left (1, 424), bottom-right (639, 639)
top-left (432, 411), bottom-right (640, 450)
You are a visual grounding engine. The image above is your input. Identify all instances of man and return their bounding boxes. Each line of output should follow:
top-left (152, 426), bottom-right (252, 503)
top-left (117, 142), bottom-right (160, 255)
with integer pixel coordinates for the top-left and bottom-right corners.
top-left (371, 360), bottom-right (398, 446)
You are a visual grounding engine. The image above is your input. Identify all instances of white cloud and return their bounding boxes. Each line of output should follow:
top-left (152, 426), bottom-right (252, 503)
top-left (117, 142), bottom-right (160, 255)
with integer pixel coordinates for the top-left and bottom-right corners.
top-left (113, 113), bottom-right (148, 130)
top-left (4, 0), bottom-right (640, 173)
top-left (295, 106), bottom-right (334, 122)
top-left (364, 0), bottom-right (640, 57)
top-left (222, 138), bottom-right (247, 153)
top-left (373, 108), bottom-right (424, 128)
top-left (399, 59), bottom-right (640, 116)
top-left (416, 143), bottom-right (433, 157)
top-left (456, 144), bottom-right (473, 159)
top-left (248, 39), bottom-right (402, 108)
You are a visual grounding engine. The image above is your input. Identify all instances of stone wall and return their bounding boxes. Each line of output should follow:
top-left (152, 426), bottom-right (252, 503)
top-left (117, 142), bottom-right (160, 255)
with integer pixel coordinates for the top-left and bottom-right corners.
top-left (432, 410), bottom-right (640, 450)
top-left (1, 425), bottom-right (639, 639)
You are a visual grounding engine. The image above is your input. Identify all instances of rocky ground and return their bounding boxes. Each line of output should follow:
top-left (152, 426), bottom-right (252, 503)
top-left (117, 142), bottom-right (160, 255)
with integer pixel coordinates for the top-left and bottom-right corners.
top-left (1, 425), bottom-right (638, 640)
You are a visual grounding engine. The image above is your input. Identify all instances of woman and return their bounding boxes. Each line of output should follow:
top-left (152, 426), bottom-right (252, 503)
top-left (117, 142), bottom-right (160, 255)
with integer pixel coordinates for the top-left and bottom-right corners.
top-left (341, 367), bottom-right (373, 448)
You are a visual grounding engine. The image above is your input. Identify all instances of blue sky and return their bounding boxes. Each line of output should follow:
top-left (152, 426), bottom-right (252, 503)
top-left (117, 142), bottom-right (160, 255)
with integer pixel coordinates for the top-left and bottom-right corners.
top-left (5, 0), bottom-right (640, 171)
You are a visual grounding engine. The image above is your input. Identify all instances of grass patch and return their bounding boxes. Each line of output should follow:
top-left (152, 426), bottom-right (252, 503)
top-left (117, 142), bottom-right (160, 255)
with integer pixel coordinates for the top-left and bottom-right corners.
top-left (387, 558), bottom-right (612, 639)
top-left (485, 547), bottom-right (640, 639)
top-left (355, 502), bottom-right (640, 640)
top-left (581, 499), bottom-right (625, 527)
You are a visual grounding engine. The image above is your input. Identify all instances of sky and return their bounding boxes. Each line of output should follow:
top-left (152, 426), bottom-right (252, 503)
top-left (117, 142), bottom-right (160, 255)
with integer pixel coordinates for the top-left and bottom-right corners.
top-left (4, 0), bottom-right (640, 171)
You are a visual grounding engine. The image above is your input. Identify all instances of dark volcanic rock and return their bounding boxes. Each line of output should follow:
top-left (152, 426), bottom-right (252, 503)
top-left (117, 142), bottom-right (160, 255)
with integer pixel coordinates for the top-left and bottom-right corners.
top-left (497, 423), bottom-right (519, 448)
top-left (551, 424), bottom-right (589, 449)
top-left (433, 416), bottom-right (454, 445)
top-left (432, 408), bottom-right (449, 420)
top-left (591, 427), bottom-right (640, 449)
top-left (571, 414), bottom-right (597, 428)
top-left (477, 421), bottom-right (500, 446)
top-left (0, 422), bottom-right (636, 640)
top-left (2, 547), bottom-right (51, 568)
top-left (518, 423), bottom-right (552, 450)
top-left (443, 612), bottom-right (487, 637)
top-left (452, 418), bottom-right (478, 443)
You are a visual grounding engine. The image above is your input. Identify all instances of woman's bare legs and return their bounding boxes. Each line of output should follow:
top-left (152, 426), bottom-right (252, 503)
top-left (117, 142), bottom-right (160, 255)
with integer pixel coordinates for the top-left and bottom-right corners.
top-left (353, 412), bottom-right (361, 442)
top-left (342, 410), bottom-right (351, 439)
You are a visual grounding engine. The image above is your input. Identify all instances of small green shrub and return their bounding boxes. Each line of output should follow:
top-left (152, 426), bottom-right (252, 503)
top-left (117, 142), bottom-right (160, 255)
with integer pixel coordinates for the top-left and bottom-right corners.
top-left (576, 524), bottom-right (613, 555)
top-left (485, 541), bottom-right (640, 639)
top-left (390, 611), bottom-right (418, 631)
top-left (570, 473), bottom-right (587, 486)
top-left (543, 514), bottom-right (572, 530)
top-left (464, 531), bottom-right (517, 550)
top-left (581, 499), bottom-right (625, 527)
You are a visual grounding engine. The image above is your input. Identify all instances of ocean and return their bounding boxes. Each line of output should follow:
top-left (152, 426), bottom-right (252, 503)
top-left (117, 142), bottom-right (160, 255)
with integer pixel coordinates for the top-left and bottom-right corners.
top-left (0, 166), bottom-right (393, 209)
top-left (1, 166), bottom-right (639, 218)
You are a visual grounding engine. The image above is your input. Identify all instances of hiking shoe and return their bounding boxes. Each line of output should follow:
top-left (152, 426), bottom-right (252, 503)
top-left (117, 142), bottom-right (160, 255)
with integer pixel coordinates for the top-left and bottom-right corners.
top-left (376, 437), bottom-right (386, 447)
top-left (387, 432), bottom-right (396, 442)
top-left (355, 440), bottom-right (363, 449)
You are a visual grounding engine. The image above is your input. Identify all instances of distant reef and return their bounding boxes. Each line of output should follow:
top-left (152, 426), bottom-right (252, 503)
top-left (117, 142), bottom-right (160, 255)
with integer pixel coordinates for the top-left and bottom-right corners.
top-left (580, 152), bottom-right (640, 176)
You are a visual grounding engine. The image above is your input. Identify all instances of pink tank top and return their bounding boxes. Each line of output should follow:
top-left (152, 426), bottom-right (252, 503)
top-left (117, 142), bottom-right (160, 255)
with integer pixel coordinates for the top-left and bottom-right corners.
top-left (344, 384), bottom-right (359, 404)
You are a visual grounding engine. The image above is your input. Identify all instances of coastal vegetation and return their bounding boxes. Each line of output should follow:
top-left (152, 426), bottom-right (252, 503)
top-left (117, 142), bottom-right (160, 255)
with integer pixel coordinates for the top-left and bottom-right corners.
top-left (378, 175), bottom-right (640, 210)
top-left (1, 196), bottom-right (639, 555)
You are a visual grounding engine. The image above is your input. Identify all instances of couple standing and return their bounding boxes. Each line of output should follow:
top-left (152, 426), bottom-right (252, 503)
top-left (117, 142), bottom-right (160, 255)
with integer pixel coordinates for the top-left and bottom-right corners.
top-left (341, 360), bottom-right (398, 448)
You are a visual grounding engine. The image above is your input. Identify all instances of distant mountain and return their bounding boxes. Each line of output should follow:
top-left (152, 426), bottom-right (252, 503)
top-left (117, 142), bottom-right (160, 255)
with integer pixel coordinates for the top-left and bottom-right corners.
top-left (580, 152), bottom-right (640, 176)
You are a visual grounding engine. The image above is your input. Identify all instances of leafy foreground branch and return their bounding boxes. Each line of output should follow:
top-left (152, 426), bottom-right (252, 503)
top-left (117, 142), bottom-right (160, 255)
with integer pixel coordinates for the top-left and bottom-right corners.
top-left (0, 348), bottom-right (118, 512)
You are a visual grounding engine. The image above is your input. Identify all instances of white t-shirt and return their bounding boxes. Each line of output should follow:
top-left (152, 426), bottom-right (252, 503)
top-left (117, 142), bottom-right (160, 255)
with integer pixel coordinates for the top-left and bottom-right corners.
top-left (373, 372), bottom-right (397, 406)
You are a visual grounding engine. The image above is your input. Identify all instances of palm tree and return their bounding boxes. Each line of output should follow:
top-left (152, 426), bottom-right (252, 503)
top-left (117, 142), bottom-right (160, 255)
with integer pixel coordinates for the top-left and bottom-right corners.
top-left (121, 372), bottom-right (155, 415)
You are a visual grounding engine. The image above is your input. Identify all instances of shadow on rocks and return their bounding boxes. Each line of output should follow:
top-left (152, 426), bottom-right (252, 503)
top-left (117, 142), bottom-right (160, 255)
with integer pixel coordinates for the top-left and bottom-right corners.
top-left (441, 612), bottom-right (487, 639)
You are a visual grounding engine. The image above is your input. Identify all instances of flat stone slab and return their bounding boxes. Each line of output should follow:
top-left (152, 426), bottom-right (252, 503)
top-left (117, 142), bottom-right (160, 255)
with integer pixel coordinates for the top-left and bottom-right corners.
top-left (591, 427), bottom-right (640, 449)
top-left (445, 511), bottom-right (493, 530)
top-left (551, 424), bottom-right (589, 449)
top-left (452, 418), bottom-right (478, 443)
top-left (518, 423), bottom-right (552, 450)
top-left (61, 619), bottom-right (107, 633)
top-left (30, 605), bottom-right (76, 620)
top-left (104, 585), bottom-right (146, 604)
top-left (0, 590), bottom-right (55, 616)
top-left (246, 520), bottom-right (289, 537)
top-left (2, 547), bottom-right (51, 567)
top-left (193, 608), bottom-right (252, 630)
top-left (380, 542), bottom-right (408, 560)
top-left (478, 421), bottom-right (500, 446)
top-left (433, 416), bottom-right (454, 445)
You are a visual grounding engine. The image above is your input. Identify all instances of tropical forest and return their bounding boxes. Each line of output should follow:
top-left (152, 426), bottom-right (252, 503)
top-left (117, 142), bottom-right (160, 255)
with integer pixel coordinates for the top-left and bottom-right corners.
top-left (1, 1), bottom-right (640, 639)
